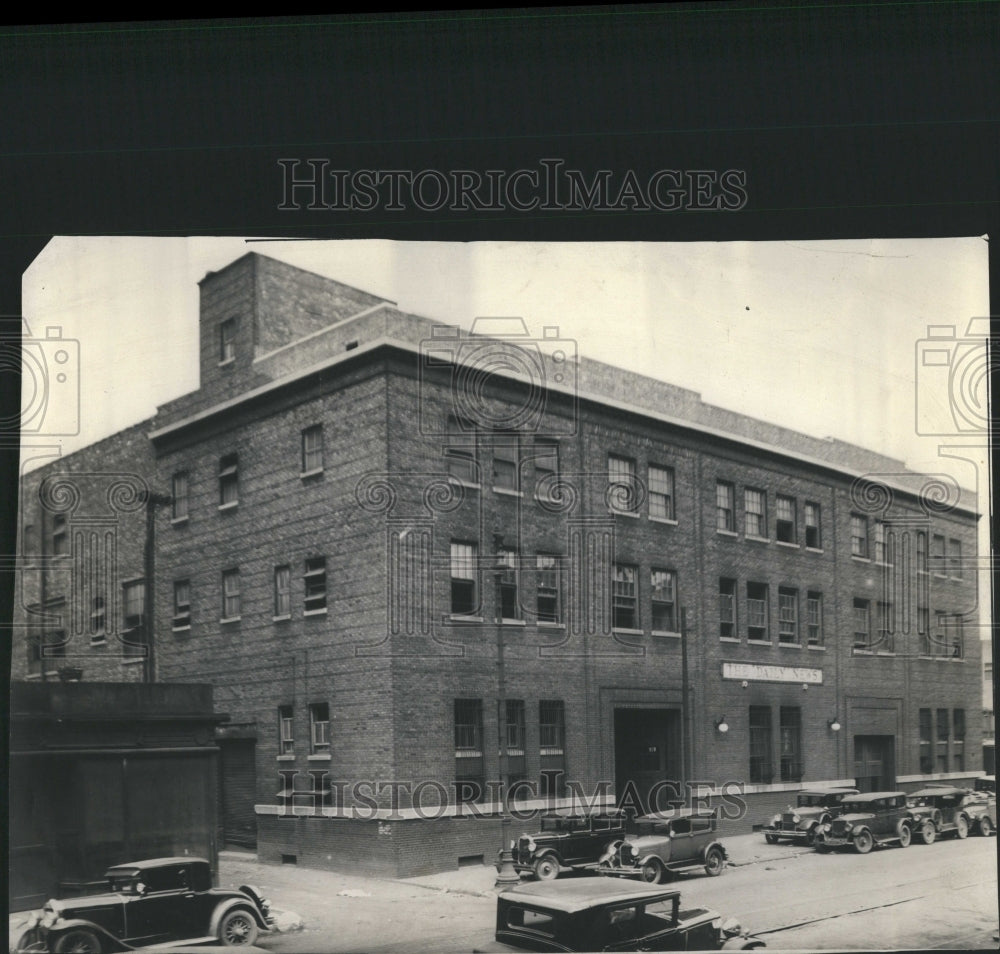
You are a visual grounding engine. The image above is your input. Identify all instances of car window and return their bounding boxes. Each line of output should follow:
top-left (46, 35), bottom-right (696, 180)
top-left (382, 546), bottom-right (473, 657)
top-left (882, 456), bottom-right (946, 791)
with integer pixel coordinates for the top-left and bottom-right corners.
top-left (142, 867), bottom-right (189, 892)
top-left (109, 877), bottom-right (138, 894)
top-left (691, 818), bottom-right (712, 833)
top-left (671, 818), bottom-right (691, 835)
top-left (798, 794), bottom-right (821, 807)
top-left (604, 905), bottom-right (642, 941)
top-left (505, 906), bottom-right (557, 937)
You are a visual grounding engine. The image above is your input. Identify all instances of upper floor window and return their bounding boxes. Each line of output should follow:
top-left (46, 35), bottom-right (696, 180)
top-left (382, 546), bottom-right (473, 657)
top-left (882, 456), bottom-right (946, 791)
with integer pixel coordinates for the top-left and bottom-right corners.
top-left (804, 502), bottom-right (821, 549)
top-left (916, 531), bottom-right (928, 574)
top-left (274, 564), bottom-right (291, 618)
top-left (608, 455), bottom-right (638, 514)
top-left (931, 534), bottom-right (946, 576)
top-left (172, 579), bottom-right (191, 630)
top-left (446, 416), bottom-right (478, 485)
top-left (497, 548), bottom-right (521, 620)
top-left (948, 538), bottom-right (963, 579)
top-left (745, 488), bottom-right (766, 538)
top-left (90, 597), bottom-right (106, 642)
top-left (301, 425), bottom-right (324, 474)
top-left (536, 554), bottom-right (561, 624)
top-left (278, 705), bottom-right (294, 756)
top-left (778, 587), bottom-right (798, 644)
top-left (852, 598), bottom-right (870, 650)
top-left (52, 513), bottom-right (67, 556)
top-left (876, 601), bottom-right (894, 652)
top-left (304, 557), bottom-right (327, 613)
top-left (776, 495), bottom-right (796, 544)
top-left (747, 582), bottom-right (769, 640)
top-left (123, 580), bottom-right (146, 632)
top-left (650, 568), bottom-right (677, 632)
top-left (310, 702), bottom-right (330, 754)
top-left (850, 514), bottom-right (868, 558)
top-left (219, 318), bottom-right (236, 364)
top-left (649, 466), bottom-right (675, 521)
top-left (716, 481), bottom-right (735, 532)
top-left (450, 541), bottom-right (478, 616)
top-left (612, 564), bottom-right (638, 629)
top-left (171, 471), bottom-right (189, 521)
top-left (873, 521), bottom-right (891, 564)
top-left (719, 578), bottom-right (737, 639)
top-left (219, 454), bottom-right (239, 507)
top-left (493, 432), bottom-right (520, 492)
top-left (221, 568), bottom-right (241, 620)
top-left (806, 592), bottom-right (823, 647)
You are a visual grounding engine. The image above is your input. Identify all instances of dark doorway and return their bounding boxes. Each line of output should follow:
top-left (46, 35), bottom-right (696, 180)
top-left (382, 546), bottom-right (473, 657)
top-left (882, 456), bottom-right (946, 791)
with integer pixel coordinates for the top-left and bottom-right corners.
top-left (853, 735), bottom-right (896, 792)
top-left (614, 708), bottom-right (682, 815)
top-left (219, 739), bottom-right (257, 849)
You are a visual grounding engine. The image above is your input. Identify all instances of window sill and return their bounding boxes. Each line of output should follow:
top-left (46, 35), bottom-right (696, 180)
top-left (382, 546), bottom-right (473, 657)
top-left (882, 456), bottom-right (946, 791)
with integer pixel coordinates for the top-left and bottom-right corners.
top-left (807, 644), bottom-right (827, 651)
top-left (612, 627), bottom-right (644, 636)
top-left (716, 529), bottom-right (738, 538)
top-left (851, 555), bottom-right (870, 563)
top-left (220, 616), bottom-right (242, 624)
top-left (719, 637), bottom-right (741, 643)
top-left (949, 577), bottom-right (964, 582)
top-left (610, 509), bottom-right (641, 519)
top-left (90, 636), bottom-right (107, 645)
top-left (778, 641), bottom-right (802, 648)
top-left (218, 502), bottom-right (238, 512)
top-left (537, 621), bottom-right (566, 629)
top-left (218, 357), bottom-right (235, 367)
top-left (447, 478), bottom-right (481, 490)
top-left (277, 754), bottom-right (295, 762)
top-left (775, 540), bottom-right (799, 549)
top-left (804, 546), bottom-right (824, 554)
top-left (171, 625), bottom-right (191, 633)
top-left (651, 630), bottom-right (681, 639)
top-left (648, 516), bottom-right (678, 526)
top-left (874, 561), bottom-right (894, 569)
top-left (745, 535), bottom-right (770, 544)
top-left (300, 468), bottom-right (324, 480)
top-left (501, 618), bottom-right (526, 626)
top-left (493, 486), bottom-right (523, 498)
top-left (304, 608), bottom-right (328, 617)
top-left (450, 614), bottom-right (484, 623)
top-left (308, 753), bottom-right (332, 761)
top-left (747, 639), bottom-right (772, 646)
top-left (121, 657), bottom-right (145, 665)
top-left (171, 516), bottom-right (189, 526)
top-left (273, 614), bottom-right (291, 622)
top-left (852, 649), bottom-right (873, 655)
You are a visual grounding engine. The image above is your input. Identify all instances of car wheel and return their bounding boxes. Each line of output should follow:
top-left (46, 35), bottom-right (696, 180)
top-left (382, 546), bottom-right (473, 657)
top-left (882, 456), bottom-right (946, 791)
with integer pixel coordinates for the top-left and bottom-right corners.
top-left (218, 908), bottom-right (260, 947)
top-left (640, 859), bottom-right (664, 884)
top-left (853, 829), bottom-right (874, 854)
top-left (979, 817), bottom-right (994, 837)
top-left (704, 846), bottom-right (726, 876)
top-left (805, 826), bottom-right (818, 847)
top-left (920, 821), bottom-right (937, 845)
top-left (52, 930), bottom-right (102, 954)
top-left (897, 823), bottom-right (912, 847)
top-left (533, 855), bottom-right (560, 881)
top-left (764, 833), bottom-right (778, 845)
top-left (955, 815), bottom-right (969, 839)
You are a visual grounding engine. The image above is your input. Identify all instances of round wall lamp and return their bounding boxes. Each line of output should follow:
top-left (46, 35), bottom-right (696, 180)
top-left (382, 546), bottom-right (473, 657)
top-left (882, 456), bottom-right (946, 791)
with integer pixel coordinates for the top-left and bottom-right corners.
top-left (828, 717), bottom-right (842, 732)
top-left (715, 715), bottom-right (730, 734)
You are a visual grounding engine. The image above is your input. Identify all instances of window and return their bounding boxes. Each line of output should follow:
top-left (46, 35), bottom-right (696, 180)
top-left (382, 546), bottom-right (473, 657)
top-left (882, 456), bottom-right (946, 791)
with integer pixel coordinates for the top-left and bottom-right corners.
top-left (171, 471), bottom-right (189, 521)
top-left (649, 466), bottom-right (675, 521)
top-left (123, 580), bottom-right (145, 631)
top-left (301, 425), bottom-right (324, 474)
top-left (273, 565), bottom-right (290, 618)
top-left (806, 592), bottom-right (823, 647)
top-left (52, 514), bottom-right (67, 556)
top-left (719, 578), bottom-right (737, 639)
top-left (876, 601), bottom-right (893, 652)
top-left (612, 564), bottom-right (638, 629)
top-left (953, 708), bottom-right (966, 772)
top-left (219, 453), bottom-right (239, 507)
top-left (916, 531), bottom-right (928, 574)
top-left (919, 708), bottom-right (932, 773)
top-left (221, 568), bottom-right (241, 620)
top-left (747, 582), bottom-right (769, 641)
top-left (852, 598), bottom-right (870, 650)
top-left (608, 455), bottom-right (638, 513)
top-left (931, 534), bottom-right (946, 576)
top-left (745, 488), bottom-right (766, 538)
top-left (650, 568), bottom-right (676, 632)
top-left (779, 707), bottom-right (802, 781)
top-left (850, 514), bottom-right (868, 558)
top-left (446, 416), bottom-right (478, 484)
top-left (948, 538), bottom-right (963, 578)
top-left (278, 705), bottom-right (294, 756)
top-left (776, 495), bottom-right (796, 544)
top-left (804, 502), bottom-right (821, 549)
top-left (219, 318), bottom-right (236, 363)
top-left (90, 597), bottom-right (106, 641)
top-left (749, 706), bottom-right (773, 784)
top-left (450, 541), bottom-right (478, 616)
top-left (716, 481), bottom-right (735, 532)
top-left (536, 554), bottom-right (561, 624)
top-left (534, 438), bottom-right (559, 498)
top-left (493, 432), bottom-right (520, 491)
top-left (172, 580), bottom-right (191, 629)
top-left (503, 699), bottom-right (527, 789)
top-left (936, 708), bottom-right (949, 774)
top-left (304, 557), bottom-right (327, 613)
top-left (498, 548), bottom-right (520, 620)
top-left (873, 521), bottom-right (890, 564)
top-left (309, 702), bottom-right (330, 754)
top-left (778, 587), bottom-right (798, 644)
top-left (927, 611), bottom-right (962, 658)
top-left (539, 700), bottom-right (566, 798)
top-left (454, 698), bottom-right (484, 804)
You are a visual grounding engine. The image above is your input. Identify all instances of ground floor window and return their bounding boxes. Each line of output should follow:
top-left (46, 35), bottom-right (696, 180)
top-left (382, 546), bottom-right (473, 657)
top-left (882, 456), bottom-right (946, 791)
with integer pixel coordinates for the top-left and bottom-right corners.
top-left (749, 706), bottom-right (773, 783)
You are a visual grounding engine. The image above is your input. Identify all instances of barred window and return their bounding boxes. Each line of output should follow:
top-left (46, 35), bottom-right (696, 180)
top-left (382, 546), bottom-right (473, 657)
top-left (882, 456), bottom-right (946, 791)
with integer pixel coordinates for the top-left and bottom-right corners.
top-left (747, 582), bottom-right (768, 640)
top-left (745, 488), bottom-right (767, 538)
top-left (806, 592), bottom-right (823, 647)
top-left (716, 481), bottom-right (735, 532)
top-left (539, 700), bottom-right (566, 799)
top-left (778, 587), bottom-right (798, 644)
top-left (749, 706), bottom-right (773, 784)
top-left (649, 466), bottom-right (675, 520)
top-left (454, 698), bottom-right (484, 804)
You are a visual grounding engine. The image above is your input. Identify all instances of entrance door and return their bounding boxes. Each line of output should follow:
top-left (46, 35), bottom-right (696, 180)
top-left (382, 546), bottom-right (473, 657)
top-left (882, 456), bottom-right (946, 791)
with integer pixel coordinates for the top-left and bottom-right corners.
top-left (219, 739), bottom-right (257, 849)
top-left (614, 708), bottom-right (681, 815)
top-left (853, 735), bottom-right (895, 792)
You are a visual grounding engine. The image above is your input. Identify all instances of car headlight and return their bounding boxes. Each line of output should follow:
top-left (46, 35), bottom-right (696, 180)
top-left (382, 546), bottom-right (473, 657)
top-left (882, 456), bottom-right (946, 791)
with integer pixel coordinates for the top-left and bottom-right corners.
top-left (40, 906), bottom-right (59, 929)
top-left (526, 837), bottom-right (536, 853)
top-left (770, 813), bottom-right (780, 824)
top-left (791, 814), bottom-right (801, 824)
top-left (510, 839), bottom-right (516, 850)
top-left (721, 918), bottom-right (743, 938)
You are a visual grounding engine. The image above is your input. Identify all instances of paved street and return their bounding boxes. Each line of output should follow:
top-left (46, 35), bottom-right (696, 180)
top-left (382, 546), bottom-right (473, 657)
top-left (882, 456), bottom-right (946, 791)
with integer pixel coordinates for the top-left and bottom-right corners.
top-left (218, 832), bottom-right (998, 952)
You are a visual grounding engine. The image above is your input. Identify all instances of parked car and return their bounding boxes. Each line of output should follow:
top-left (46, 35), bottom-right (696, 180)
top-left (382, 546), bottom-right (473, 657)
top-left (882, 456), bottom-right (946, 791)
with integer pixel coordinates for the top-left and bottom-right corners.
top-left (813, 792), bottom-right (916, 853)
top-left (960, 789), bottom-right (997, 837)
top-left (509, 810), bottom-right (629, 880)
top-left (597, 807), bottom-right (728, 882)
top-left (906, 787), bottom-right (978, 843)
top-left (475, 878), bottom-right (765, 951)
top-left (14, 857), bottom-right (272, 952)
top-left (974, 774), bottom-right (996, 795)
top-left (760, 787), bottom-right (859, 845)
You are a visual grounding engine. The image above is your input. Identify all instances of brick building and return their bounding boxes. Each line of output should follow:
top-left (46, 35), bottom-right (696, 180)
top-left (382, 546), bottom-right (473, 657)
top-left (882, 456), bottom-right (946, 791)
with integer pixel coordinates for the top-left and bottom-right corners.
top-left (13, 252), bottom-right (984, 877)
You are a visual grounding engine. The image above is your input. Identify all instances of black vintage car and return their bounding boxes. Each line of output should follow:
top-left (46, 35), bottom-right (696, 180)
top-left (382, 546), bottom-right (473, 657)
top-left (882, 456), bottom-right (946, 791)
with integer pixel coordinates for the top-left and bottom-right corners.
top-left (907, 786), bottom-right (979, 843)
top-left (760, 787), bottom-right (859, 845)
top-left (475, 879), bottom-right (765, 952)
top-left (15, 857), bottom-right (272, 952)
top-left (813, 792), bottom-right (916, 853)
top-left (509, 810), bottom-right (629, 880)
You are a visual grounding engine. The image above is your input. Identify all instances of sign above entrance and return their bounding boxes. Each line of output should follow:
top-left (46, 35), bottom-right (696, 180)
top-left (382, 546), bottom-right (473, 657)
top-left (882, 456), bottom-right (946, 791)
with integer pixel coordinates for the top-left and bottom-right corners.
top-left (722, 662), bottom-right (823, 685)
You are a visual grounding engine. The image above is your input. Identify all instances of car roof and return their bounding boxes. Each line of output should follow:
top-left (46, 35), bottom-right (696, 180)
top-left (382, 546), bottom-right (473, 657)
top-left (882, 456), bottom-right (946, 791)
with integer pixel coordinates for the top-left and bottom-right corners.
top-left (799, 787), bottom-right (858, 795)
top-left (105, 857), bottom-right (209, 875)
top-left (500, 879), bottom-right (680, 914)
top-left (841, 791), bottom-right (906, 802)
top-left (635, 807), bottom-right (716, 821)
top-left (541, 808), bottom-right (625, 819)
top-left (909, 787), bottom-right (966, 797)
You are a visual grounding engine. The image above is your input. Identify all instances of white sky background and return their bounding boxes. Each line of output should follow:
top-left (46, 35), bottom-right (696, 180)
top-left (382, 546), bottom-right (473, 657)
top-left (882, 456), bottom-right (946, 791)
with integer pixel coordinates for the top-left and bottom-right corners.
top-left (20, 236), bottom-right (992, 640)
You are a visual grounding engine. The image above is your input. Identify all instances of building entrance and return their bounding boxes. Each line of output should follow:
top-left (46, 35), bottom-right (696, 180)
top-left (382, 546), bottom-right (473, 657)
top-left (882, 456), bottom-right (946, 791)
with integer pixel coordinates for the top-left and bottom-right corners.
top-left (853, 735), bottom-right (895, 792)
top-left (614, 708), bottom-right (682, 815)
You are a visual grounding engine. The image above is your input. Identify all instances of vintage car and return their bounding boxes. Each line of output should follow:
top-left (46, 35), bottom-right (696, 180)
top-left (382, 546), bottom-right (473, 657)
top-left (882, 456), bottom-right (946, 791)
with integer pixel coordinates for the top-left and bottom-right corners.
top-left (974, 774), bottom-right (996, 795)
top-left (761, 787), bottom-right (859, 845)
top-left (813, 791), bottom-right (916, 853)
top-left (597, 807), bottom-right (728, 882)
top-left (14, 857), bottom-right (272, 952)
top-left (961, 787), bottom-right (998, 836)
top-left (475, 879), bottom-right (765, 952)
top-left (907, 786), bottom-right (978, 843)
top-left (509, 810), bottom-right (629, 880)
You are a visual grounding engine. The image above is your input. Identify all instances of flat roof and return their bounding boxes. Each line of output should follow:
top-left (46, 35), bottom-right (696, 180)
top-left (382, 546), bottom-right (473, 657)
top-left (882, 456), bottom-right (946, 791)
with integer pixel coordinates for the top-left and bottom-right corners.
top-left (501, 879), bottom-right (680, 914)
top-left (841, 791), bottom-right (906, 802)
